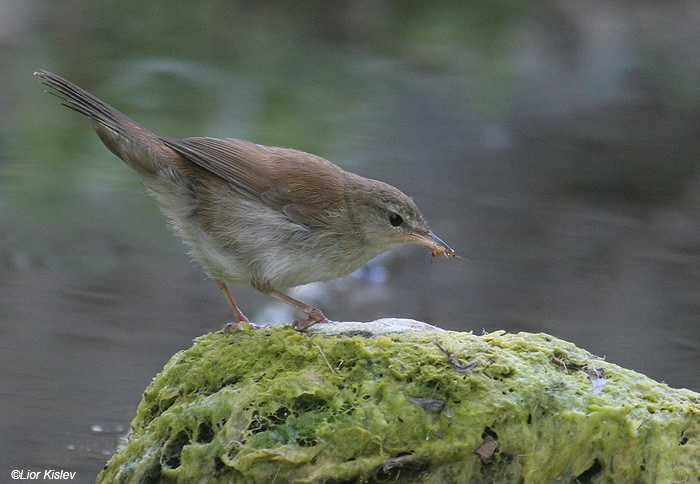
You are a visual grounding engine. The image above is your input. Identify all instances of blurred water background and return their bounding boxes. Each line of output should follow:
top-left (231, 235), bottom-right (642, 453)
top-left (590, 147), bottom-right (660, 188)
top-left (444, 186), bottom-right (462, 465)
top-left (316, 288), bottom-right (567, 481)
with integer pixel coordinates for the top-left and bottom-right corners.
top-left (1, 0), bottom-right (699, 479)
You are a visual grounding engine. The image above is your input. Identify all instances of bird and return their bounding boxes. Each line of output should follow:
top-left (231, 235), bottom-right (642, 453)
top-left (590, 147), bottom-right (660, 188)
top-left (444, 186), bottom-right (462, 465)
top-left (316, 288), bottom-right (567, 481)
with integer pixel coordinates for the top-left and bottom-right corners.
top-left (35, 70), bottom-right (455, 331)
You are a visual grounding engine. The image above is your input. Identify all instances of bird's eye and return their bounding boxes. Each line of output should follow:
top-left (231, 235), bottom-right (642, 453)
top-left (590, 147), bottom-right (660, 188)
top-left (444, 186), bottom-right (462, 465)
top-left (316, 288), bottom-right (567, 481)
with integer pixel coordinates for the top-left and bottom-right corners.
top-left (388, 212), bottom-right (403, 227)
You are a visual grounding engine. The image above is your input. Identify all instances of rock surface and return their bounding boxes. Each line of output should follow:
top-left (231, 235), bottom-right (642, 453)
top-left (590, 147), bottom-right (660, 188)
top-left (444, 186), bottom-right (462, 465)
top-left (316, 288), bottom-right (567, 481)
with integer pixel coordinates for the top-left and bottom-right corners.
top-left (304, 318), bottom-right (443, 336)
top-left (96, 320), bottom-right (700, 483)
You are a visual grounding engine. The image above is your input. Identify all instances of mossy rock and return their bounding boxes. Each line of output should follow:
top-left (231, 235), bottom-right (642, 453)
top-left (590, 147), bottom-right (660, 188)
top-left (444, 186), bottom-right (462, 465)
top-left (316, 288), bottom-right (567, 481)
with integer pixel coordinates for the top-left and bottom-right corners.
top-left (97, 319), bottom-right (700, 483)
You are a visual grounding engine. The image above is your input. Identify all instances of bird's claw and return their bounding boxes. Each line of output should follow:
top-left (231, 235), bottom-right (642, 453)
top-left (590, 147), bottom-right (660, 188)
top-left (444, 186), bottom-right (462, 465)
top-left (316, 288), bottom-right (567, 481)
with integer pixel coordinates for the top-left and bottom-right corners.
top-left (292, 308), bottom-right (331, 331)
top-left (223, 315), bottom-right (271, 333)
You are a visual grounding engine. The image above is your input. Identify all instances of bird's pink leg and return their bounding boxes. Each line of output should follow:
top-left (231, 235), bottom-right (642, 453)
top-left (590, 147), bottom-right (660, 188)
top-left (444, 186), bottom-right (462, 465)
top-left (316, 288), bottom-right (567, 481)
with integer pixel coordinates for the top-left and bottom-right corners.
top-left (217, 281), bottom-right (271, 332)
top-left (265, 289), bottom-right (332, 331)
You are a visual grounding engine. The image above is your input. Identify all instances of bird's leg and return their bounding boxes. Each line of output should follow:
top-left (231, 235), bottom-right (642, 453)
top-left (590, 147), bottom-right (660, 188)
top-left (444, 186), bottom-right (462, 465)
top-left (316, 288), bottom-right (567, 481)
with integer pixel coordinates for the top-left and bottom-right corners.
top-left (216, 281), bottom-right (251, 332)
top-left (265, 288), bottom-right (332, 331)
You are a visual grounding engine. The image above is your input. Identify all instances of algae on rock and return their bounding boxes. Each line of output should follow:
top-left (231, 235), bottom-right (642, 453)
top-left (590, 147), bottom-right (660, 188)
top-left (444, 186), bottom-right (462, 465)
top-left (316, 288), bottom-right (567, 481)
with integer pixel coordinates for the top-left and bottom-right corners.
top-left (96, 321), bottom-right (700, 484)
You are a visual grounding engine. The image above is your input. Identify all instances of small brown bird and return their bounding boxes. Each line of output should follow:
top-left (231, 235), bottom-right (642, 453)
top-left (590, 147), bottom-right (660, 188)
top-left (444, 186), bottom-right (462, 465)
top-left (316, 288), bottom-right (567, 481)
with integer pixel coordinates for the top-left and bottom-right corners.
top-left (35, 70), bottom-right (455, 331)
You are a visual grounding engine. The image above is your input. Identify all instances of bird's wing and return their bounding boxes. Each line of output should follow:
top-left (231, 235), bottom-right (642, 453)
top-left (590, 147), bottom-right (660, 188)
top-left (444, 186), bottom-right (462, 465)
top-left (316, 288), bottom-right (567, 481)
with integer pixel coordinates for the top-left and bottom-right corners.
top-left (161, 136), bottom-right (347, 228)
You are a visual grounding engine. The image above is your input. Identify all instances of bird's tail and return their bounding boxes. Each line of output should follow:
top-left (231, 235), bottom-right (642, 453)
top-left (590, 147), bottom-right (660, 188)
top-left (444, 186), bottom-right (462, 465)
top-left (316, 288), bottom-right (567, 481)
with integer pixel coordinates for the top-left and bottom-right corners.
top-left (35, 70), bottom-right (176, 177)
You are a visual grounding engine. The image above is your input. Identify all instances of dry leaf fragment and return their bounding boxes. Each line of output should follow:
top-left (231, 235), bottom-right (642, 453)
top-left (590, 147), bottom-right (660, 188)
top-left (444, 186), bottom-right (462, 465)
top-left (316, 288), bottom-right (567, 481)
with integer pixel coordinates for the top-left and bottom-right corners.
top-left (383, 453), bottom-right (416, 472)
top-left (406, 396), bottom-right (446, 411)
top-left (475, 435), bottom-right (499, 463)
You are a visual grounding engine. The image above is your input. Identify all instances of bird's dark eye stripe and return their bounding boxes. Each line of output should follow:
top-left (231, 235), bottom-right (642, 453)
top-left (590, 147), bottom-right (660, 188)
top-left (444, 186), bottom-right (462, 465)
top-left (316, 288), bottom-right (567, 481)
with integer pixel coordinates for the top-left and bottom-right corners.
top-left (388, 212), bottom-right (403, 227)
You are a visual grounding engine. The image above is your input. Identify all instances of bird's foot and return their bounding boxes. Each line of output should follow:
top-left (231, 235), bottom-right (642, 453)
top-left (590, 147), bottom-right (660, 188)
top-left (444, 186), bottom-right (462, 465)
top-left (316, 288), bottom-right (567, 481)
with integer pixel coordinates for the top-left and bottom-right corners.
top-left (222, 313), bottom-right (272, 333)
top-left (292, 308), bottom-right (332, 331)
top-left (223, 320), bottom-right (271, 333)
top-left (223, 320), bottom-right (243, 333)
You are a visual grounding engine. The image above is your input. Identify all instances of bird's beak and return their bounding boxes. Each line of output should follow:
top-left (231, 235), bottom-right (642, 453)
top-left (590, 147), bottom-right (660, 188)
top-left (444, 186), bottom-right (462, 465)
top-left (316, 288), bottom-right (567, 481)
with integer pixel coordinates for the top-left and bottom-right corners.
top-left (406, 231), bottom-right (456, 258)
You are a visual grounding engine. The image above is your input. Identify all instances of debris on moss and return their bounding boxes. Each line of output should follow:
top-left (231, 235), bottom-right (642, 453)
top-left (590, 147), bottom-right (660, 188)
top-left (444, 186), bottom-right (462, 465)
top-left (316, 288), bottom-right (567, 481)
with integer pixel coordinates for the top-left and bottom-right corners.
top-left (96, 319), bottom-right (700, 484)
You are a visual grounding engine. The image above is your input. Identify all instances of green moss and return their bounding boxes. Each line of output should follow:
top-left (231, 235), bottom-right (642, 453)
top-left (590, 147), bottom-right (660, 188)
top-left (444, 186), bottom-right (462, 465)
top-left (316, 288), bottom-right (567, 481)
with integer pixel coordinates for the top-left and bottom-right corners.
top-left (97, 325), bottom-right (700, 484)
